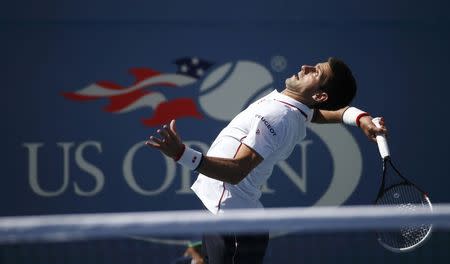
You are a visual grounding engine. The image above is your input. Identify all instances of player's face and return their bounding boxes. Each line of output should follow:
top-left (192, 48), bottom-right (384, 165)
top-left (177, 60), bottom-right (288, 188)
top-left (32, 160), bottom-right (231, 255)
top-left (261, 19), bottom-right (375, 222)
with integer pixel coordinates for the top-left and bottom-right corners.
top-left (285, 62), bottom-right (332, 96)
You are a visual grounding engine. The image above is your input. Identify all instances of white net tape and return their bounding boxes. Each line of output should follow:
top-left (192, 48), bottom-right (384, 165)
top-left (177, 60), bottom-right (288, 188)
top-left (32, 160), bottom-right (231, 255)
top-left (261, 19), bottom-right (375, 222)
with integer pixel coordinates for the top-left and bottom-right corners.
top-left (1, 204), bottom-right (450, 244)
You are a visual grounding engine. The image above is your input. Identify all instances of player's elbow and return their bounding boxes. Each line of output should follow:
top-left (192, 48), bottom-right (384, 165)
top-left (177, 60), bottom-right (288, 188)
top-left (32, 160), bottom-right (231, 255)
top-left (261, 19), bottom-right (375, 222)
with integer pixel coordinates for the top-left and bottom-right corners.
top-left (229, 173), bottom-right (245, 185)
top-left (230, 174), bottom-right (246, 185)
top-left (229, 179), bottom-right (240, 185)
top-left (228, 156), bottom-right (259, 185)
top-left (229, 167), bottom-right (251, 185)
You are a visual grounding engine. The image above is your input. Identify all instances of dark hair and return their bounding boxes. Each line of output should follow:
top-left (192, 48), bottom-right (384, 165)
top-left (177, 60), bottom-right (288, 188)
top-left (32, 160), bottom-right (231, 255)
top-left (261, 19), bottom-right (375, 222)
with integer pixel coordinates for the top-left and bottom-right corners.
top-left (314, 57), bottom-right (357, 110)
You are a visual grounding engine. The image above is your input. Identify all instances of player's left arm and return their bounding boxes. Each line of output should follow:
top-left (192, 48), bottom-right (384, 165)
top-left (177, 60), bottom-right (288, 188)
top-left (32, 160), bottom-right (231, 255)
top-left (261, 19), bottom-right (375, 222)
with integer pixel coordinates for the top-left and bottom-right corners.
top-left (312, 107), bottom-right (387, 141)
top-left (145, 120), bottom-right (262, 185)
top-left (195, 143), bottom-right (263, 185)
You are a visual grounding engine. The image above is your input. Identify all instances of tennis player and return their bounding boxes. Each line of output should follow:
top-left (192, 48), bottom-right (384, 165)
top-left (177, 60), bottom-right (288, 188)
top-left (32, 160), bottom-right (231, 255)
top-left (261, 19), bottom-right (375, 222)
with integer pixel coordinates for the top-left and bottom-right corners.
top-left (146, 57), bottom-right (386, 263)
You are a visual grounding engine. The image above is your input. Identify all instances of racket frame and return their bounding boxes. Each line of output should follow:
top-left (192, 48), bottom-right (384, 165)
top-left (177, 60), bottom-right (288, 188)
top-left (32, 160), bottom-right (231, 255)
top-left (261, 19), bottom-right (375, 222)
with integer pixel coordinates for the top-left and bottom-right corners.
top-left (377, 195), bottom-right (433, 253)
top-left (375, 158), bottom-right (433, 253)
top-left (375, 157), bottom-right (429, 203)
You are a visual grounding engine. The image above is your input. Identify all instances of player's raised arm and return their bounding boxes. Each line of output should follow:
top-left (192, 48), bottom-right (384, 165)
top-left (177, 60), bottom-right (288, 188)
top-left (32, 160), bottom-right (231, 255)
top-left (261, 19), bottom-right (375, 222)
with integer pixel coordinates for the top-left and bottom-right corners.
top-left (312, 106), bottom-right (387, 142)
top-left (311, 107), bottom-right (349, 123)
top-left (145, 119), bottom-right (262, 185)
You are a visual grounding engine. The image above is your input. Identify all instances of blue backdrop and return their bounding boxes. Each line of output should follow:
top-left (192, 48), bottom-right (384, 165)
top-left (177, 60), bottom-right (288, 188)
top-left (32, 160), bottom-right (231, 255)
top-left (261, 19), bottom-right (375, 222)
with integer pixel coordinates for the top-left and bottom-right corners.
top-left (1, 0), bottom-right (449, 263)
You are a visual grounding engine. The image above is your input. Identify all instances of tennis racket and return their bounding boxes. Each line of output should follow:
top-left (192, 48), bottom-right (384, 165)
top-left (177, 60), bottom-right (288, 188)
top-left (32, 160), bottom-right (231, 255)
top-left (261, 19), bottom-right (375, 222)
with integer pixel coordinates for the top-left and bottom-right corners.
top-left (372, 117), bottom-right (432, 253)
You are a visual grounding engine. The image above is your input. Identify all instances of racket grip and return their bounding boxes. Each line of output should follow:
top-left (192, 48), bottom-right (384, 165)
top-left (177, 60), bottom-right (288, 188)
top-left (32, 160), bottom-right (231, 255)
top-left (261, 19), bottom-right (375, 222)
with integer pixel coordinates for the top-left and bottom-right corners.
top-left (372, 117), bottom-right (390, 159)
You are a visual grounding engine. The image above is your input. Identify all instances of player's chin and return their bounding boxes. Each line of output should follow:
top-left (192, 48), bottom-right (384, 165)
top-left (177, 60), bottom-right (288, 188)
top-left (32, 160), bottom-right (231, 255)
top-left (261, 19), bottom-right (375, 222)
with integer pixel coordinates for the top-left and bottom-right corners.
top-left (285, 77), bottom-right (294, 87)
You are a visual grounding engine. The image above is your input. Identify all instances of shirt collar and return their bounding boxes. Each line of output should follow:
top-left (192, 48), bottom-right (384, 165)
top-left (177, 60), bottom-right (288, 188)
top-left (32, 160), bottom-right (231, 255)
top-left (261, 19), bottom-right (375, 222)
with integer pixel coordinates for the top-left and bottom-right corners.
top-left (270, 90), bottom-right (314, 122)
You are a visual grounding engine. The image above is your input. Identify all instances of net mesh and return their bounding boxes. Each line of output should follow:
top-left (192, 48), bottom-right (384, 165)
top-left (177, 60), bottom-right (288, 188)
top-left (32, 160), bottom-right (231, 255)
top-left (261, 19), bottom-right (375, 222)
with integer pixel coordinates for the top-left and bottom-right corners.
top-left (1, 204), bottom-right (450, 264)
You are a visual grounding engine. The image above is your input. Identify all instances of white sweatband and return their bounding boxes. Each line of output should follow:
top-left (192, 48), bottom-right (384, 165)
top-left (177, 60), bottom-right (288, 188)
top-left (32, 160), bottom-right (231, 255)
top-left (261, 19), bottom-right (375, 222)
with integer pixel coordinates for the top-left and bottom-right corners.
top-left (342, 107), bottom-right (369, 127)
top-left (176, 146), bottom-right (203, 171)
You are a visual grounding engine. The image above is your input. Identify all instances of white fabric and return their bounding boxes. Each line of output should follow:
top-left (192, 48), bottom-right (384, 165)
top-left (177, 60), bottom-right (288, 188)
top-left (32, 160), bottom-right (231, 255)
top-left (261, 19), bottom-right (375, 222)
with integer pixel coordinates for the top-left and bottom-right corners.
top-left (191, 90), bottom-right (313, 214)
top-left (177, 146), bottom-right (203, 170)
top-left (342, 106), bottom-right (366, 126)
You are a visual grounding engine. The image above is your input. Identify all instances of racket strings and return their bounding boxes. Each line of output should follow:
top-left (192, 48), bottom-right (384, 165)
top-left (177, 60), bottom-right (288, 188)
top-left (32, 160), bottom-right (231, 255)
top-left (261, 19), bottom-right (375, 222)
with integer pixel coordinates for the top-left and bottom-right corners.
top-left (377, 184), bottom-right (432, 250)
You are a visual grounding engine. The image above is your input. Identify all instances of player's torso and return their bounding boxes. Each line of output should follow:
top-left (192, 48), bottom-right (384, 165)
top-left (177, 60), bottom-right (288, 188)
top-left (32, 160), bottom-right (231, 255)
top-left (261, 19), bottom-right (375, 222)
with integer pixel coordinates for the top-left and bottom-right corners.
top-left (192, 90), bottom-right (312, 213)
top-left (209, 91), bottom-right (308, 187)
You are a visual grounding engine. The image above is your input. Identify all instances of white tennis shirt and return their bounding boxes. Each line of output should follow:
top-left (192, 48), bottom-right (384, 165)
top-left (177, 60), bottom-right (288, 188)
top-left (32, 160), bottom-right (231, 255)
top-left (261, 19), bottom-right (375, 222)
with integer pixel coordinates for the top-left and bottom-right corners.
top-left (191, 90), bottom-right (314, 214)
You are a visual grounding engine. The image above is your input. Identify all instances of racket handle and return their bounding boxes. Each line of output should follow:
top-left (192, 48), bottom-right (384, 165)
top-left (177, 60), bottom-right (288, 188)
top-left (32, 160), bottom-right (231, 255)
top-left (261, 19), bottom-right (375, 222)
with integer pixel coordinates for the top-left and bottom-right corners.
top-left (372, 117), bottom-right (390, 159)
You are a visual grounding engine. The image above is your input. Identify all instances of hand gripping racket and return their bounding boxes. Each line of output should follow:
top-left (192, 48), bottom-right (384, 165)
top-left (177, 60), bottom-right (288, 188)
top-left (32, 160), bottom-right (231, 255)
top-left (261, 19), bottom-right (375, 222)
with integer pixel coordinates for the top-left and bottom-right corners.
top-left (372, 117), bottom-right (432, 253)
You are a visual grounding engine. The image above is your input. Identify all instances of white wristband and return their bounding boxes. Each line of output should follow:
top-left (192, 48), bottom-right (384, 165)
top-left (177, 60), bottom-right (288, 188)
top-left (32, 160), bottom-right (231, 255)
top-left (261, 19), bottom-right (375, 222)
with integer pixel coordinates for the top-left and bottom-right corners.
top-left (177, 146), bottom-right (203, 171)
top-left (342, 107), bottom-right (369, 127)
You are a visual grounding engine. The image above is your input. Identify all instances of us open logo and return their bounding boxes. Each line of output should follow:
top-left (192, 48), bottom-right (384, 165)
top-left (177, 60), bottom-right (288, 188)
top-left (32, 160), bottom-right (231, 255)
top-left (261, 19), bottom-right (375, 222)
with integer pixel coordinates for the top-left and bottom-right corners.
top-left (49, 57), bottom-right (362, 206)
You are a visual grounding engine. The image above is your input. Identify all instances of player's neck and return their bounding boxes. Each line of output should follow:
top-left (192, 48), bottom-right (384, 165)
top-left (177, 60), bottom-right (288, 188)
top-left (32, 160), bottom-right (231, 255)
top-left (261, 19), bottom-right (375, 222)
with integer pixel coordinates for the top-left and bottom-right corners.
top-left (281, 88), bottom-right (313, 108)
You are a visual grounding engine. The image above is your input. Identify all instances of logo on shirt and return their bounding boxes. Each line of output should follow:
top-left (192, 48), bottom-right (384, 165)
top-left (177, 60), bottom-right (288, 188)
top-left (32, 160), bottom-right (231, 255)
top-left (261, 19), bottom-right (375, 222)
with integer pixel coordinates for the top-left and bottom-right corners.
top-left (255, 114), bottom-right (277, 136)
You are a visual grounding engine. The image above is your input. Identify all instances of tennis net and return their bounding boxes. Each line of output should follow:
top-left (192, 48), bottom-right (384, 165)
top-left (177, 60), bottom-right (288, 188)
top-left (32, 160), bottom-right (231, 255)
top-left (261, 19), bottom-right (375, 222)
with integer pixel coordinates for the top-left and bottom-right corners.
top-left (1, 204), bottom-right (450, 263)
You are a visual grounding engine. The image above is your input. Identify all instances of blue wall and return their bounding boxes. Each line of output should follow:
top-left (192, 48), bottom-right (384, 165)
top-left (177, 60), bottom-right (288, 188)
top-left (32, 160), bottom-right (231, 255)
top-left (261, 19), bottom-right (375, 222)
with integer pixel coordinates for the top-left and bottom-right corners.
top-left (1, 0), bottom-right (449, 263)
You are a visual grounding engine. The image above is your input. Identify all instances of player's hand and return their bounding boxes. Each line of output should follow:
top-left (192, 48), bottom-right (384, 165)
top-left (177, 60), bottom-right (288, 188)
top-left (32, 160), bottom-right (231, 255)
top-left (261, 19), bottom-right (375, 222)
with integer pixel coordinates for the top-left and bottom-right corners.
top-left (359, 116), bottom-right (387, 142)
top-left (145, 119), bottom-right (184, 159)
top-left (183, 246), bottom-right (205, 264)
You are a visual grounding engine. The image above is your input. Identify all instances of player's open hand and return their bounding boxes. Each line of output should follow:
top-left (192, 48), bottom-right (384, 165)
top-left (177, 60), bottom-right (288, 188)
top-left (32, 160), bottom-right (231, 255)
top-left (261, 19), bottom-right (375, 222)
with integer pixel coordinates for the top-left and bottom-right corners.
top-left (145, 119), bottom-right (184, 159)
top-left (359, 116), bottom-right (387, 142)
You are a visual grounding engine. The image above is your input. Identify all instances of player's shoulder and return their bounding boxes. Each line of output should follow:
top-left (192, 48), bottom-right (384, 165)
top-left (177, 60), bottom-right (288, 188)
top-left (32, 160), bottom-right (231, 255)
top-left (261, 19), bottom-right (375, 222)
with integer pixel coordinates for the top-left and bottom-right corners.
top-left (255, 99), bottom-right (298, 121)
top-left (246, 102), bottom-right (293, 134)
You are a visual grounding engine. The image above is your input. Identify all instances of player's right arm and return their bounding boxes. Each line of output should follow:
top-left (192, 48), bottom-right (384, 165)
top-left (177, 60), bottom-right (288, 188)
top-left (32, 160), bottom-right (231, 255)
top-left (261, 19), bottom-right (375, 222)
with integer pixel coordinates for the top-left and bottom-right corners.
top-left (311, 107), bottom-right (348, 124)
top-left (145, 119), bottom-right (263, 185)
top-left (312, 107), bottom-right (387, 141)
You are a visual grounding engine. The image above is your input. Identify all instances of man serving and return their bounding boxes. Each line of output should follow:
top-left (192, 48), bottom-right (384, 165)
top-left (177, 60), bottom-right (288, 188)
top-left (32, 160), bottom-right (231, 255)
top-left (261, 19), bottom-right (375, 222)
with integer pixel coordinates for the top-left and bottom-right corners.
top-left (146, 57), bottom-right (386, 263)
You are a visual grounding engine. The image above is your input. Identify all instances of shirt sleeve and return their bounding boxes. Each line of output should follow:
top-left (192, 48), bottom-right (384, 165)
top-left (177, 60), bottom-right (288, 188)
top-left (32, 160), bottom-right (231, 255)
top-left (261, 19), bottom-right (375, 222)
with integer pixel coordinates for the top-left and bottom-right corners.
top-left (242, 112), bottom-right (286, 159)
